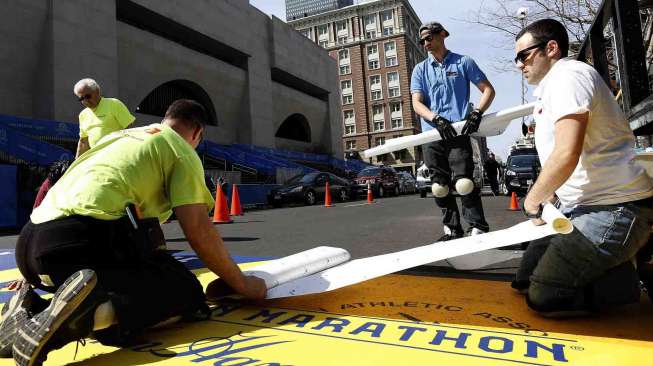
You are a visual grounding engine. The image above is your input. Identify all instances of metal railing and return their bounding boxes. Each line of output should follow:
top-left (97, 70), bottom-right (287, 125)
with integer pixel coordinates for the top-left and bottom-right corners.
top-left (577, 0), bottom-right (653, 135)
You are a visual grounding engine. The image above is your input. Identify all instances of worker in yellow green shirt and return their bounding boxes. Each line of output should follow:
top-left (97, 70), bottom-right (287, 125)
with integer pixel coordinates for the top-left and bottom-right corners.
top-left (73, 78), bottom-right (135, 158)
top-left (1, 100), bottom-right (267, 364)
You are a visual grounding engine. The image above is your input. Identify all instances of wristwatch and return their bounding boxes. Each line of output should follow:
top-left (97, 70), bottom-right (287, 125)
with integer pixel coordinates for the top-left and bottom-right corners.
top-left (522, 202), bottom-right (543, 219)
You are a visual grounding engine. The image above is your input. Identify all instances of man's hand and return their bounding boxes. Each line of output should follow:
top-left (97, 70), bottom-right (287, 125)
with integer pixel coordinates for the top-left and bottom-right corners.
top-left (206, 275), bottom-right (267, 301)
top-left (461, 109), bottom-right (483, 135)
top-left (523, 197), bottom-right (545, 226)
top-left (432, 115), bottom-right (457, 141)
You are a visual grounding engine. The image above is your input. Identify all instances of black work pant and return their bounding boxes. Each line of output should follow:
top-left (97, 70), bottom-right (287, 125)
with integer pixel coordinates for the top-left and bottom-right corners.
top-left (15, 216), bottom-right (207, 342)
top-left (487, 174), bottom-right (499, 195)
top-left (422, 135), bottom-right (489, 233)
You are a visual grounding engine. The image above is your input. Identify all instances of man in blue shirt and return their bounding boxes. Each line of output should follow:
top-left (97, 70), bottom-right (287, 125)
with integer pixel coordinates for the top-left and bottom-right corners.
top-left (411, 22), bottom-right (496, 241)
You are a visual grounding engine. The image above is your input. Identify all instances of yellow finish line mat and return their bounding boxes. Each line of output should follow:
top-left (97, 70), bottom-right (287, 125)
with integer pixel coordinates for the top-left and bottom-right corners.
top-left (1, 250), bottom-right (653, 365)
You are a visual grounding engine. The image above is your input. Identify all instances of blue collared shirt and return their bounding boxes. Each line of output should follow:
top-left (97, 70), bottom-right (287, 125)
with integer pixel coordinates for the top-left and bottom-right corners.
top-left (410, 51), bottom-right (487, 132)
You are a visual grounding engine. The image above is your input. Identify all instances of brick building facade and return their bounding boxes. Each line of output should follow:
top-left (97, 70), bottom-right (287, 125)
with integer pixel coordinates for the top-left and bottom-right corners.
top-left (289, 0), bottom-right (426, 172)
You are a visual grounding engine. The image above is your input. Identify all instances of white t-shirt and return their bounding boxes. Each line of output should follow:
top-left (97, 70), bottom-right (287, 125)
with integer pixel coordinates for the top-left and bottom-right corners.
top-left (533, 58), bottom-right (653, 207)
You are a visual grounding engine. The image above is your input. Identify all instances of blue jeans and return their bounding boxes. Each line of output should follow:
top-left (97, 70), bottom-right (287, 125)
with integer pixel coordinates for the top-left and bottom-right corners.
top-left (516, 198), bottom-right (653, 312)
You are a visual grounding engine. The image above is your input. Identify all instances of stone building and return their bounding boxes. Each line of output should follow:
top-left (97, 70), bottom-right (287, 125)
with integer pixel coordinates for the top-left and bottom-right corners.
top-left (0, 0), bottom-right (342, 156)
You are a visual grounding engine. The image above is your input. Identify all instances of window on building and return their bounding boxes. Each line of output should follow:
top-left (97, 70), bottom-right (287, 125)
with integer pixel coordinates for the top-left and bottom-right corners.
top-left (381, 10), bottom-right (393, 22)
top-left (336, 20), bottom-right (347, 32)
top-left (385, 55), bottom-right (397, 67)
top-left (390, 102), bottom-right (402, 128)
top-left (369, 75), bottom-right (382, 100)
top-left (387, 71), bottom-right (400, 97)
top-left (345, 125), bottom-right (355, 135)
top-left (339, 49), bottom-right (349, 62)
top-left (342, 94), bottom-right (353, 104)
top-left (346, 140), bottom-right (357, 150)
top-left (344, 109), bottom-right (355, 123)
top-left (367, 44), bottom-right (378, 56)
top-left (364, 14), bottom-right (376, 27)
top-left (384, 41), bottom-right (396, 53)
top-left (383, 26), bottom-right (394, 36)
top-left (375, 136), bottom-right (386, 145)
top-left (319, 40), bottom-right (328, 48)
top-left (369, 75), bottom-right (381, 88)
top-left (337, 36), bottom-right (347, 45)
top-left (372, 105), bottom-right (384, 131)
top-left (339, 65), bottom-right (350, 75)
top-left (299, 29), bottom-right (311, 39)
top-left (365, 30), bottom-right (376, 39)
top-left (318, 25), bottom-right (328, 37)
top-left (340, 80), bottom-right (352, 90)
top-left (368, 59), bottom-right (379, 69)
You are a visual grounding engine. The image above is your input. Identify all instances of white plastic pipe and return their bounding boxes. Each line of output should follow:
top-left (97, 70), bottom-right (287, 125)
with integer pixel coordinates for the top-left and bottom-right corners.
top-left (362, 102), bottom-right (536, 159)
top-left (265, 203), bottom-right (571, 299)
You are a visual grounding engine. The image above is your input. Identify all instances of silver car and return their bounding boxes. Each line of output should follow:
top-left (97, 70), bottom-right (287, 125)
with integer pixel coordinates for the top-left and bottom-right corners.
top-left (397, 171), bottom-right (417, 195)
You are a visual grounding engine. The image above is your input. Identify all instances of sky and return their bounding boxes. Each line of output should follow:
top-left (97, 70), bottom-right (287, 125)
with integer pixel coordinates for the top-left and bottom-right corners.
top-left (249, 0), bottom-right (533, 159)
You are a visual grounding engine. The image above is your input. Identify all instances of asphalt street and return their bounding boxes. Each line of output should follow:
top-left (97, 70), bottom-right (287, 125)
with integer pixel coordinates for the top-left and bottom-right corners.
top-left (0, 194), bottom-right (526, 270)
top-left (171, 193), bottom-right (524, 259)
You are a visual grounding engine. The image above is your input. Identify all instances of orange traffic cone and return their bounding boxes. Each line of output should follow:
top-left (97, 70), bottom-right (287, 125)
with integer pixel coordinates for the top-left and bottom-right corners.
top-left (230, 184), bottom-right (243, 216)
top-left (508, 192), bottom-right (519, 211)
top-left (213, 185), bottom-right (233, 224)
top-left (366, 182), bottom-right (374, 204)
top-left (324, 181), bottom-right (334, 207)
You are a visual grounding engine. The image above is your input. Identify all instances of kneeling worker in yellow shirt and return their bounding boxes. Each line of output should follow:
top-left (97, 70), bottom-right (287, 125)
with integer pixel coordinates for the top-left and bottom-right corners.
top-left (1, 99), bottom-right (266, 365)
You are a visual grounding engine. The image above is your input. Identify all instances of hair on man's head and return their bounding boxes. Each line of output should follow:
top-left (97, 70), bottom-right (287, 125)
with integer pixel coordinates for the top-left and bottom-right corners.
top-left (73, 78), bottom-right (100, 94)
top-left (516, 18), bottom-right (569, 58)
top-left (419, 22), bottom-right (449, 37)
top-left (165, 99), bottom-right (207, 129)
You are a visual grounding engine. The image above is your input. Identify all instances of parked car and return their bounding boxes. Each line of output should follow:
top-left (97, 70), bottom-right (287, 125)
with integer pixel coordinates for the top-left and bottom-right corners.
top-left (502, 152), bottom-right (541, 196)
top-left (416, 164), bottom-right (431, 198)
top-left (267, 172), bottom-right (352, 207)
top-left (354, 166), bottom-right (399, 197)
top-left (397, 171), bottom-right (417, 194)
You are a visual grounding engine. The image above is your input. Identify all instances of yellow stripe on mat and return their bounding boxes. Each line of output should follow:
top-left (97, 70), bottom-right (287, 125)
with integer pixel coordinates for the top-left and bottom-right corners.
top-left (0, 264), bottom-right (651, 365)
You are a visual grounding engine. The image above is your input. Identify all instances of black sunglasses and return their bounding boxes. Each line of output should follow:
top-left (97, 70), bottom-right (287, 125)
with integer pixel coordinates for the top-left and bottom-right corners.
top-left (419, 35), bottom-right (433, 45)
top-left (77, 94), bottom-right (92, 102)
top-left (514, 41), bottom-right (549, 64)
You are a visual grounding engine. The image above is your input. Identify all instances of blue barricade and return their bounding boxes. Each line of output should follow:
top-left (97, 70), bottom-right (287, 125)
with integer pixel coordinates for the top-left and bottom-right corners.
top-left (0, 165), bottom-right (17, 227)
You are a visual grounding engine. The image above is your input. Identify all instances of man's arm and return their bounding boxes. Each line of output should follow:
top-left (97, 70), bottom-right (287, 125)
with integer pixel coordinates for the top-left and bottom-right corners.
top-left (174, 203), bottom-right (266, 299)
top-left (411, 92), bottom-right (436, 121)
top-left (76, 137), bottom-right (90, 158)
top-left (523, 112), bottom-right (588, 217)
top-left (474, 79), bottom-right (495, 113)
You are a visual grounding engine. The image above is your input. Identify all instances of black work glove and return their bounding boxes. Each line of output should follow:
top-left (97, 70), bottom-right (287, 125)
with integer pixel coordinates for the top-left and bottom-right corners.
top-left (432, 115), bottom-right (457, 141)
top-left (461, 108), bottom-right (483, 135)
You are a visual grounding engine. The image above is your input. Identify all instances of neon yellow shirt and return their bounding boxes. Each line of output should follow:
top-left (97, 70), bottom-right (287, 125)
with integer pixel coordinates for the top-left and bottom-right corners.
top-left (31, 123), bottom-right (214, 224)
top-left (79, 97), bottom-right (135, 148)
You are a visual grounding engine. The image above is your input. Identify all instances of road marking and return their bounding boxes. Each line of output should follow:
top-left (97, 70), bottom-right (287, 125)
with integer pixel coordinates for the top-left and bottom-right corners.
top-left (343, 203), bottom-right (372, 208)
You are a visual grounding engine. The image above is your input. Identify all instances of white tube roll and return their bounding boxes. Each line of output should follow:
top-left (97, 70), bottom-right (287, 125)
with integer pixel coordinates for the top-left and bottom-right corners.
top-left (243, 246), bottom-right (351, 289)
top-left (362, 102), bottom-right (536, 159)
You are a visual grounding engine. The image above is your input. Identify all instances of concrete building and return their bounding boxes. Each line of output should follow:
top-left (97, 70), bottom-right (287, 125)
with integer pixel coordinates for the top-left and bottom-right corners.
top-left (0, 0), bottom-right (342, 157)
top-left (289, 0), bottom-right (490, 173)
top-left (288, 0), bottom-right (426, 172)
top-left (286, 0), bottom-right (354, 21)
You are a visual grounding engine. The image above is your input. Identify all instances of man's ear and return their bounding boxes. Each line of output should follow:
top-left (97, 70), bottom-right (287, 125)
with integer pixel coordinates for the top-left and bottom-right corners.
top-left (547, 40), bottom-right (561, 59)
top-left (192, 126), bottom-right (203, 141)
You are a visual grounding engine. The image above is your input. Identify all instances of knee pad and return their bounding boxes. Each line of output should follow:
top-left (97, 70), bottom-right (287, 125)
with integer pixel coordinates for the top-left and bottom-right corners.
top-left (431, 183), bottom-right (449, 198)
top-left (455, 178), bottom-right (474, 195)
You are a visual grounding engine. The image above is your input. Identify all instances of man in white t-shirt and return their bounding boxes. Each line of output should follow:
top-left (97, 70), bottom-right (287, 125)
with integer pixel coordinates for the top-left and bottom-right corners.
top-left (513, 19), bottom-right (653, 317)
